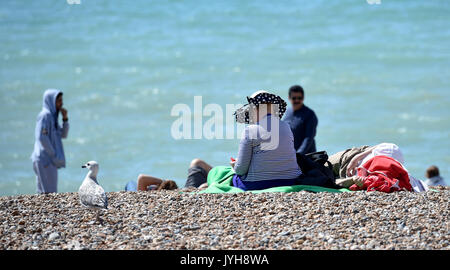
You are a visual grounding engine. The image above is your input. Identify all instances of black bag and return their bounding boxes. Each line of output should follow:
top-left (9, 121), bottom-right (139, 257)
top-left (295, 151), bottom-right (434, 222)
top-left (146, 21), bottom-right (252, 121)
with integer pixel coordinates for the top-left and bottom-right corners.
top-left (305, 151), bottom-right (329, 165)
top-left (296, 151), bottom-right (338, 189)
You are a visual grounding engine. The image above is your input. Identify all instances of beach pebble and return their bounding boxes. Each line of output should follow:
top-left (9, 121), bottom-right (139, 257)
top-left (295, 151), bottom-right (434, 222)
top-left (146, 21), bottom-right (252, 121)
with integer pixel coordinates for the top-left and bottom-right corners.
top-left (0, 188), bottom-right (448, 250)
top-left (48, 232), bottom-right (60, 241)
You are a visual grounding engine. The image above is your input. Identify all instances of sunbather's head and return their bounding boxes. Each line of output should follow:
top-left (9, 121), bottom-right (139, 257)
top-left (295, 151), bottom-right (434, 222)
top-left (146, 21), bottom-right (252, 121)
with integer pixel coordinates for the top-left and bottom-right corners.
top-left (426, 166), bottom-right (440, 179)
top-left (156, 180), bottom-right (178, 191)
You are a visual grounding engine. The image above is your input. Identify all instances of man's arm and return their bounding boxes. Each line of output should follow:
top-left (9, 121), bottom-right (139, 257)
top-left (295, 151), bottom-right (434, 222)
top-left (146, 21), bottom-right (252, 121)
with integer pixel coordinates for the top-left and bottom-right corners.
top-left (346, 145), bottom-right (377, 177)
top-left (297, 111), bottom-right (318, 154)
top-left (137, 175), bottom-right (163, 191)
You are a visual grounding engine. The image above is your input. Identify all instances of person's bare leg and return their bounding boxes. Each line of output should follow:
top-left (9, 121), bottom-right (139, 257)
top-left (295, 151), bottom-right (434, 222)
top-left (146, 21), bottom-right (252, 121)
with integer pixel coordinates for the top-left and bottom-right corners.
top-left (137, 174), bottom-right (163, 191)
top-left (186, 159), bottom-right (213, 189)
top-left (335, 177), bottom-right (356, 188)
top-left (190, 158), bottom-right (213, 174)
top-left (198, 183), bottom-right (209, 190)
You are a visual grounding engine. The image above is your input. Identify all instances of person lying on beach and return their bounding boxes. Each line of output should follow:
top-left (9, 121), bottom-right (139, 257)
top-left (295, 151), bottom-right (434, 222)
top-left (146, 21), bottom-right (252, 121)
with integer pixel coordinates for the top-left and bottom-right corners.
top-left (137, 178), bottom-right (178, 191)
top-left (425, 165), bottom-right (446, 187)
top-left (329, 143), bottom-right (428, 192)
top-left (124, 158), bottom-right (211, 191)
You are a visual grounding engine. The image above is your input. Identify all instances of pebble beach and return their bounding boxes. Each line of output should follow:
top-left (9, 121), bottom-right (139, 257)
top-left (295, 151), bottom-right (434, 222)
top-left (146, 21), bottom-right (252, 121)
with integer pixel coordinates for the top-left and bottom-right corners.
top-left (1, 188), bottom-right (449, 250)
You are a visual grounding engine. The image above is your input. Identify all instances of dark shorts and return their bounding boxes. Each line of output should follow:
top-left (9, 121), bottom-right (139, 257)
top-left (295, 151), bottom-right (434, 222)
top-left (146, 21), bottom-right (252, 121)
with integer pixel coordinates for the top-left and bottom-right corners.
top-left (184, 166), bottom-right (208, 188)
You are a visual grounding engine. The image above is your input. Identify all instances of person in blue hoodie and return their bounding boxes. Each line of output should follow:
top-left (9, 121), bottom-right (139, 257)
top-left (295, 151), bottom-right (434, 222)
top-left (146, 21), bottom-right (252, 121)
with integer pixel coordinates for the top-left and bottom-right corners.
top-left (31, 89), bottom-right (69, 194)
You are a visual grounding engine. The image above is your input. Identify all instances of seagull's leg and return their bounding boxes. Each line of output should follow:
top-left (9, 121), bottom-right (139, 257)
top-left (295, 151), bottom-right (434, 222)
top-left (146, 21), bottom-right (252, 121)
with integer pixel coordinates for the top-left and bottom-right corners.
top-left (91, 210), bottom-right (97, 225)
top-left (96, 210), bottom-right (104, 226)
top-left (85, 210), bottom-right (95, 225)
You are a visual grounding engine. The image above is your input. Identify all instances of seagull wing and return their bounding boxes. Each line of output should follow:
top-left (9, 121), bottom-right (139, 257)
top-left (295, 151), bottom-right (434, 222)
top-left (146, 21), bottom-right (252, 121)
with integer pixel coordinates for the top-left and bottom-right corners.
top-left (79, 180), bottom-right (108, 209)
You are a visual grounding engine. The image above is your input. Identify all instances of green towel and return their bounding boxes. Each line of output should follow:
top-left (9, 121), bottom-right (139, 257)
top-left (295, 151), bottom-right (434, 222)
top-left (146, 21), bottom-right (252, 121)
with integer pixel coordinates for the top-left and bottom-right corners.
top-left (198, 166), bottom-right (351, 194)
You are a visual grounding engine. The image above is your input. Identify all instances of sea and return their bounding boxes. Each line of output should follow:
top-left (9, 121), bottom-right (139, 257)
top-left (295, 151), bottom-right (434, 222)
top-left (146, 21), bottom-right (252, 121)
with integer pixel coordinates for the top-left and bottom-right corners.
top-left (0, 0), bottom-right (449, 196)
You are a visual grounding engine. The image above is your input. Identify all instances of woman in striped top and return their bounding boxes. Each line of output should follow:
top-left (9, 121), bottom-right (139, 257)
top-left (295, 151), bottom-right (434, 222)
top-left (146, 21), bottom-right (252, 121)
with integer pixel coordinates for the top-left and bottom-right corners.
top-left (231, 91), bottom-right (303, 190)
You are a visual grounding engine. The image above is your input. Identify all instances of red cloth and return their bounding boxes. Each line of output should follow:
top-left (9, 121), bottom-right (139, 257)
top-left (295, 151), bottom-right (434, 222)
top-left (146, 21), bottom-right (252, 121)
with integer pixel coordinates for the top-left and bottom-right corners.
top-left (350, 155), bottom-right (412, 193)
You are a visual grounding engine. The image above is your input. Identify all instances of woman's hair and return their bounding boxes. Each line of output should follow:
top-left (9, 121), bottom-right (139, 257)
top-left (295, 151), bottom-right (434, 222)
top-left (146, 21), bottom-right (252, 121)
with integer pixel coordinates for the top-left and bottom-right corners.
top-left (426, 166), bottom-right (440, 178)
top-left (157, 180), bottom-right (178, 191)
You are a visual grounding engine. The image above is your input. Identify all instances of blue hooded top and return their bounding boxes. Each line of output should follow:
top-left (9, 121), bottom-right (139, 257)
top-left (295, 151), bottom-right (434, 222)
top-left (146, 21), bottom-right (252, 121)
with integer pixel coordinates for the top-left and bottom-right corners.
top-left (31, 89), bottom-right (69, 168)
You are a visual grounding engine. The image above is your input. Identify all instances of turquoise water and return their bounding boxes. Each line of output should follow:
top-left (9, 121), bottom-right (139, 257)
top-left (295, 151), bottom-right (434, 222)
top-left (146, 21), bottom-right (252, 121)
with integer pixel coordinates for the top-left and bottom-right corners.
top-left (0, 0), bottom-right (449, 196)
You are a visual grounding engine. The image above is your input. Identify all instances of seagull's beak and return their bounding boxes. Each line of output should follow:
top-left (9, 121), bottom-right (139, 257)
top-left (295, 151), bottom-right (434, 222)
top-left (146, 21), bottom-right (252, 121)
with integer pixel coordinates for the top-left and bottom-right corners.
top-left (81, 165), bottom-right (86, 168)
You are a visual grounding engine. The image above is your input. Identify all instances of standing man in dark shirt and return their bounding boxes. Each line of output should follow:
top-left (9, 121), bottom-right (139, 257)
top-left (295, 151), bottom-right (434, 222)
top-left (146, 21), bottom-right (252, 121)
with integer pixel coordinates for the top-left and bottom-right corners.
top-left (282, 85), bottom-right (318, 155)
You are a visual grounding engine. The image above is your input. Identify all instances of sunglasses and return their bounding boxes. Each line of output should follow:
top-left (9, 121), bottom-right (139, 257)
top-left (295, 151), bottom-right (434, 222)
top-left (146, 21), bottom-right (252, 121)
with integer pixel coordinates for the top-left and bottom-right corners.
top-left (291, 96), bottom-right (304, 101)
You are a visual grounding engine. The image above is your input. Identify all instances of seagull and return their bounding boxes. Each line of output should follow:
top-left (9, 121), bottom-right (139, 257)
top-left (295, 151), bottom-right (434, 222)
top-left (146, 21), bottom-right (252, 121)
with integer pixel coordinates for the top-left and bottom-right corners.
top-left (79, 161), bottom-right (108, 225)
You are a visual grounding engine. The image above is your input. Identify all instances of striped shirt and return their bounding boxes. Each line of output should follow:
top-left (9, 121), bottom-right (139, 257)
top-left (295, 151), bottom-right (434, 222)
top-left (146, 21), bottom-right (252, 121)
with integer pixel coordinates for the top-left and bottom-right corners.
top-left (234, 114), bottom-right (302, 183)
